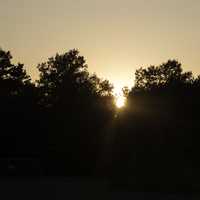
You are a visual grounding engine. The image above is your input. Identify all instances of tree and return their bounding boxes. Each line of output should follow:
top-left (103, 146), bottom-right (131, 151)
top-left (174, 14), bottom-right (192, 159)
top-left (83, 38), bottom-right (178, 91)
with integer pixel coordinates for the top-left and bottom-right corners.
top-left (0, 49), bottom-right (44, 175)
top-left (133, 60), bottom-right (193, 93)
top-left (37, 49), bottom-right (115, 175)
top-left (111, 60), bottom-right (199, 190)
top-left (0, 49), bottom-right (32, 97)
top-left (37, 49), bottom-right (114, 107)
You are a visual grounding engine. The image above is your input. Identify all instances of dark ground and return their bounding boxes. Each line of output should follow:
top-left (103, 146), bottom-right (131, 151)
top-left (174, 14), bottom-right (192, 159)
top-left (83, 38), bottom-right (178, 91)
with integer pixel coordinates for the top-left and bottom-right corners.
top-left (0, 177), bottom-right (197, 200)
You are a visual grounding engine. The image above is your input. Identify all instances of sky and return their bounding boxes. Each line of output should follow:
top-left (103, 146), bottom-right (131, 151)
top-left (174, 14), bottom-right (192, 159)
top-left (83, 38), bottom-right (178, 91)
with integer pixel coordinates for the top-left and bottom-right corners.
top-left (1, 0), bottom-right (200, 92)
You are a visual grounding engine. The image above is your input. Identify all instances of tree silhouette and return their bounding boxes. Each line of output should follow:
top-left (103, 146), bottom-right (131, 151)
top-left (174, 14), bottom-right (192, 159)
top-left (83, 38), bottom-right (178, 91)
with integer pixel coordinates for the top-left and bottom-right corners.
top-left (133, 60), bottom-right (193, 92)
top-left (37, 49), bottom-right (113, 106)
top-left (0, 49), bottom-right (32, 97)
top-left (36, 49), bottom-right (115, 175)
top-left (110, 59), bottom-right (199, 191)
top-left (0, 47), bottom-right (200, 192)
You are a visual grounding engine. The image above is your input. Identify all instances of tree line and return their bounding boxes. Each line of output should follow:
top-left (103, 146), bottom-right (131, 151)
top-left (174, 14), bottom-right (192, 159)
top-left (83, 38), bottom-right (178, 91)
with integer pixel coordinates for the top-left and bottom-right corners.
top-left (0, 48), bottom-right (199, 191)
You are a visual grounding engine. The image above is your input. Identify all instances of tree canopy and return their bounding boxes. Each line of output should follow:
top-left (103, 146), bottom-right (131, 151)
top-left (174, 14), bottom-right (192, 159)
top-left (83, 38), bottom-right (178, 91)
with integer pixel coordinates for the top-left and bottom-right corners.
top-left (0, 49), bottom-right (32, 97)
top-left (133, 60), bottom-right (193, 92)
top-left (37, 49), bottom-right (113, 107)
top-left (0, 48), bottom-right (200, 192)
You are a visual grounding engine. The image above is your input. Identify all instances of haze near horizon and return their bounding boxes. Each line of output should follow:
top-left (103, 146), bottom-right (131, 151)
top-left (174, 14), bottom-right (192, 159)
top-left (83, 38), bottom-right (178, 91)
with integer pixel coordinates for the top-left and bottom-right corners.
top-left (1, 0), bottom-right (200, 91)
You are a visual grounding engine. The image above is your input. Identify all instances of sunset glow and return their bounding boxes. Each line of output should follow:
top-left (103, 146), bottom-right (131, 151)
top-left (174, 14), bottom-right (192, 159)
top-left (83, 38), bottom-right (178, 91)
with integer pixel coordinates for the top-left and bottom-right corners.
top-left (2, 0), bottom-right (200, 86)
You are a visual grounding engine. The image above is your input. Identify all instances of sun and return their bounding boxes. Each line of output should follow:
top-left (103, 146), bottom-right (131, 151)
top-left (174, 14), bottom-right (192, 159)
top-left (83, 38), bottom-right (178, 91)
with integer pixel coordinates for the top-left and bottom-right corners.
top-left (113, 84), bottom-right (127, 108)
top-left (115, 96), bottom-right (126, 108)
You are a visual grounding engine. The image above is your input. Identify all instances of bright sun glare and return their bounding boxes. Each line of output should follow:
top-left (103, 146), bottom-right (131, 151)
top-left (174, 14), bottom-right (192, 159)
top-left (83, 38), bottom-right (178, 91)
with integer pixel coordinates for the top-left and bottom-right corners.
top-left (114, 86), bottom-right (126, 108)
top-left (115, 96), bottom-right (126, 108)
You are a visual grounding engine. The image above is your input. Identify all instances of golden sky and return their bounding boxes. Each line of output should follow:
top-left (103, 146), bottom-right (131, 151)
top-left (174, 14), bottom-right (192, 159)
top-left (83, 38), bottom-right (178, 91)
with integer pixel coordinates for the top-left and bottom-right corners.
top-left (1, 0), bottom-right (200, 90)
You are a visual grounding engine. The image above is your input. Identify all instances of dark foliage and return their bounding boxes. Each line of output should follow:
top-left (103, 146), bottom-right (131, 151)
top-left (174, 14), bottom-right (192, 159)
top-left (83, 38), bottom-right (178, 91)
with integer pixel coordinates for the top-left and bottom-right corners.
top-left (0, 48), bottom-right (199, 192)
top-left (110, 60), bottom-right (200, 191)
top-left (0, 48), bottom-right (115, 176)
